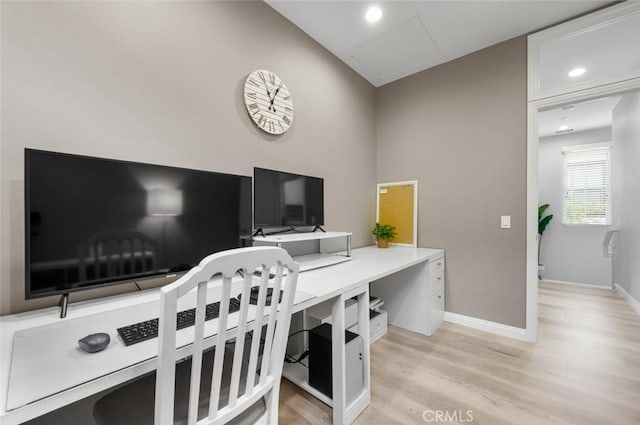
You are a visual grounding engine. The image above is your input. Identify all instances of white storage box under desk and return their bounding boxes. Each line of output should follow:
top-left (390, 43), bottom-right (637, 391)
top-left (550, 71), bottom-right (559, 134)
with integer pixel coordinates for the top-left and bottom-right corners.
top-left (369, 309), bottom-right (388, 343)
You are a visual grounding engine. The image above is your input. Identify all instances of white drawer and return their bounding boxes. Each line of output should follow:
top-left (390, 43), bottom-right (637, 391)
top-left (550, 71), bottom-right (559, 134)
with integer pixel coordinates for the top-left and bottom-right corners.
top-left (428, 290), bottom-right (445, 335)
top-left (370, 309), bottom-right (388, 343)
top-left (347, 310), bottom-right (388, 343)
top-left (428, 256), bottom-right (445, 277)
top-left (430, 272), bottom-right (444, 295)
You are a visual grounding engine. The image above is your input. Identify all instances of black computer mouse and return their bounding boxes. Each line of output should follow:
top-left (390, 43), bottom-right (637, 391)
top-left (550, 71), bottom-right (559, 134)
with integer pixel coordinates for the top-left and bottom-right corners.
top-left (78, 332), bottom-right (111, 353)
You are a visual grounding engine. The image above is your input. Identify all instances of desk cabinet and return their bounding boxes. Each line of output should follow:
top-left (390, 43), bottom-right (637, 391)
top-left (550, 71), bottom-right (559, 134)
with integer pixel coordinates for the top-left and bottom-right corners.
top-left (427, 256), bottom-right (445, 335)
top-left (370, 253), bottom-right (445, 336)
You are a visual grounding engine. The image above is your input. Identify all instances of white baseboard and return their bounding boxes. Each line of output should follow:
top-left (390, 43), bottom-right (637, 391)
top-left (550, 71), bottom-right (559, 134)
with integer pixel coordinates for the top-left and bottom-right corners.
top-left (444, 312), bottom-right (528, 341)
top-left (615, 284), bottom-right (640, 315)
top-left (541, 279), bottom-right (613, 290)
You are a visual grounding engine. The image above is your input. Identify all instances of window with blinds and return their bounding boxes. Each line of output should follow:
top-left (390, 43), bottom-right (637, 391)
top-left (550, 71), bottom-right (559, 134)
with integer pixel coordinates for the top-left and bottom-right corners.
top-left (562, 143), bottom-right (611, 225)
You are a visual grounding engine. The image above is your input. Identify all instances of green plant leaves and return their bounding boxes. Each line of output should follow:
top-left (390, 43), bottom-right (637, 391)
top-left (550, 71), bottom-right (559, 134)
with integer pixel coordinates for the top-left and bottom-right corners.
top-left (538, 203), bottom-right (553, 235)
top-left (372, 222), bottom-right (397, 241)
top-left (539, 215), bottom-right (553, 235)
top-left (538, 203), bottom-right (550, 220)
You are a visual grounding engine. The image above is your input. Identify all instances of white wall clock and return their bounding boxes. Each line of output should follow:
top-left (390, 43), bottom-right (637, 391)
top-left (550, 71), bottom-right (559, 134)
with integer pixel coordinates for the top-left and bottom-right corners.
top-left (243, 69), bottom-right (294, 135)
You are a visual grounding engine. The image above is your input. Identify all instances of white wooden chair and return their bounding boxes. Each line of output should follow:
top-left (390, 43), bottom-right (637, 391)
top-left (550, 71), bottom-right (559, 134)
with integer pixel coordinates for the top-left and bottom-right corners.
top-left (93, 246), bottom-right (299, 425)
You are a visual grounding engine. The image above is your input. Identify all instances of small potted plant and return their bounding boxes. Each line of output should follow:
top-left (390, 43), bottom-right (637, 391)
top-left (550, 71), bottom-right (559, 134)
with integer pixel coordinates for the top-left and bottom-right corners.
top-left (372, 223), bottom-right (397, 248)
top-left (538, 203), bottom-right (553, 279)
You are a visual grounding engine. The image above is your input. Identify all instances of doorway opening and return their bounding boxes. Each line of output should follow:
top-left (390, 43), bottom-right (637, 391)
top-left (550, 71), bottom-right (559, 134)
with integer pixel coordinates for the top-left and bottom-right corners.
top-left (527, 84), bottom-right (640, 341)
top-left (536, 93), bottom-right (637, 290)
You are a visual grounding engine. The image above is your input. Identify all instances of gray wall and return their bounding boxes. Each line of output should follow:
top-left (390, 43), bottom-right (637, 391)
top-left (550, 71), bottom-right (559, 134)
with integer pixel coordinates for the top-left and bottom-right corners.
top-left (376, 37), bottom-right (527, 328)
top-left (538, 127), bottom-right (612, 286)
top-left (2, 2), bottom-right (532, 327)
top-left (612, 92), bottom-right (640, 303)
top-left (0, 1), bottom-right (377, 314)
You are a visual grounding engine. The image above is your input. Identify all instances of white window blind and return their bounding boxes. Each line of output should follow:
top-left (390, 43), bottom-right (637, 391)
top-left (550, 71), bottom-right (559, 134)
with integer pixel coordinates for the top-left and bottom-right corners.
top-left (562, 144), bottom-right (611, 225)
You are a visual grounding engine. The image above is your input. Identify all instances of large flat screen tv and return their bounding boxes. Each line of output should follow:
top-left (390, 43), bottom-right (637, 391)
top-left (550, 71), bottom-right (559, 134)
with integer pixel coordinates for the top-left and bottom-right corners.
top-left (25, 149), bottom-right (252, 299)
top-left (253, 167), bottom-right (324, 230)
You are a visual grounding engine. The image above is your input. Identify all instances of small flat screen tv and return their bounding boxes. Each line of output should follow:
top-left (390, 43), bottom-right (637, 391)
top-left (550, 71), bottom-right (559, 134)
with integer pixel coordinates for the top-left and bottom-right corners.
top-left (253, 167), bottom-right (324, 229)
top-left (25, 149), bottom-right (252, 299)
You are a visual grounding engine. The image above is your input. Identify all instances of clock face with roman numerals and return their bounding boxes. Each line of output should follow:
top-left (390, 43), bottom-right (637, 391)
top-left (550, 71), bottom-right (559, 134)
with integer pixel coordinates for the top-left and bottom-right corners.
top-left (243, 69), bottom-right (294, 135)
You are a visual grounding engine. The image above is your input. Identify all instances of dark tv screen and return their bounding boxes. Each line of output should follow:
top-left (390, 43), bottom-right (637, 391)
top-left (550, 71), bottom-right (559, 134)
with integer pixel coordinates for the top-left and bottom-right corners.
top-left (25, 149), bottom-right (252, 298)
top-left (253, 167), bottom-right (324, 229)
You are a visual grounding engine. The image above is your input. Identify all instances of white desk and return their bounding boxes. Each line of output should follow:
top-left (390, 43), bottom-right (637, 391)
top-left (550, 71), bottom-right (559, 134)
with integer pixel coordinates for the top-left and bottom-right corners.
top-left (0, 245), bottom-right (444, 425)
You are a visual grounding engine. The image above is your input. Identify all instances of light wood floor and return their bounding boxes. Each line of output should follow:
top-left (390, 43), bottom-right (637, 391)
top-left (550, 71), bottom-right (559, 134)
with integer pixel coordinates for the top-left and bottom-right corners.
top-left (279, 283), bottom-right (640, 425)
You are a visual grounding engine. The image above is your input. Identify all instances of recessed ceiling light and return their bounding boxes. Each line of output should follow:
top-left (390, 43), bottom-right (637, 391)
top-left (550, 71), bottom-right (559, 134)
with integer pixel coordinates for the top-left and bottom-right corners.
top-left (365, 6), bottom-right (382, 22)
top-left (561, 117), bottom-right (569, 121)
top-left (558, 125), bottom-right (570, 131)
top-left (568, 67), bottom-right (586, 78)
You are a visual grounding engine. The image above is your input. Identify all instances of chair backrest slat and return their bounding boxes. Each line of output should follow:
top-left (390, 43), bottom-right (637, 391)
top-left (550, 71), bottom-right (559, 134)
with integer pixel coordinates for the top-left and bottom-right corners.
top-left (266, 266), bottom-right (298, 390)
top-left (258, 263), bottom-right (284, 385)
top-left (227, 273), bottom-right (252, 408)
top-left (208, 275), bottom-right (233, 420)
top-left (186, 281), bottom-right (208, 425)
top-left (244, 269), bottom-right (270, 397)
top-left (155, 290), bottom-right (178, 425)
top-left (154, 246), bottom-right (299, 425)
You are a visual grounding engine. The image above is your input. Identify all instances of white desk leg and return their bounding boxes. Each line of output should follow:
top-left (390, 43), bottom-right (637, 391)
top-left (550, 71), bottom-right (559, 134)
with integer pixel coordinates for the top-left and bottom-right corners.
top-left (357, 289), bottom-right (371, 398)
top-left (344, 287), bottom-right (371, 424)
top-left (331, 294), bottom-right (347, 425)
top-left (331, 286), bottom-right (371, 425)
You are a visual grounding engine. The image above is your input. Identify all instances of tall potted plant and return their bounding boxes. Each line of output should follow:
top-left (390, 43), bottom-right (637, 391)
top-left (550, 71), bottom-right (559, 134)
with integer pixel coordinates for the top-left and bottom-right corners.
top-left (372, 223), bottom-right (397, 248)
top-left (538, 204), bottom-right (553, 279)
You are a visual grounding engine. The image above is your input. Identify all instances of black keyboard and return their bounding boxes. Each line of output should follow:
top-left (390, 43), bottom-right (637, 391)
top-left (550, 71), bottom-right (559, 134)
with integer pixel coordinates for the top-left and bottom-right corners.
top-left (118, 298), bottom-right (242, 346)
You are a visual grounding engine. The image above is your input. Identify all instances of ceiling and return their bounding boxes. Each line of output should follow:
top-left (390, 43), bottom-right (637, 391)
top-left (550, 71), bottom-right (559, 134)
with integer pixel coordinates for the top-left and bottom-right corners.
top-left (538, 95), bottom-right (621, 138)
top-left (265, 0), bottom-right (613, 87)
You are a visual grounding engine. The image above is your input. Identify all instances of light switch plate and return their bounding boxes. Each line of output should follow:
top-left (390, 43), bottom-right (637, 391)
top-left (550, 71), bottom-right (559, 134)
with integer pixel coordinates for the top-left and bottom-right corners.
top-left (501, 215), bottom-right (511, 229)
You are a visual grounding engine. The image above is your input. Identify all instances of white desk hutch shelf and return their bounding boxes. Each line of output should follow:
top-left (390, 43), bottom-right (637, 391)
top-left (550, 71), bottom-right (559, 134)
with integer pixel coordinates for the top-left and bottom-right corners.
top-left (253, 231), bottom-right (352, 272)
